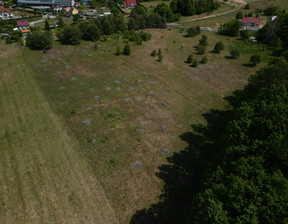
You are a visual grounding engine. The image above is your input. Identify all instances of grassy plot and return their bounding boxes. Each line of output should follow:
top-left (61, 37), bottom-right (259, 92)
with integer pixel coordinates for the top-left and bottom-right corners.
top-left (23, 29), bottom-right (272, 222)
top-left (0, 43), bottom-right (118, 224)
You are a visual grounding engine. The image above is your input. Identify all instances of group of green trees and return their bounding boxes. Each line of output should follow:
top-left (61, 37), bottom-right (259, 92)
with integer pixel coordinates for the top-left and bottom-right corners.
top-left (186, 25), bottom-right (201, 37)
top-left (170, 0), bottom-right (220, 16)
top-left (128, 5), bottom-right (166, 30)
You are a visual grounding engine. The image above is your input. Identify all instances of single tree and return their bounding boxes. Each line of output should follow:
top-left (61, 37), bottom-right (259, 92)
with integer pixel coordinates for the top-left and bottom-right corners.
top-left (58, 16), bottom-right (64, 28)
top-left (235, 11), bottom-right (243, 20)
top-left (201, 56), bottom-right (208, 64)
top-left (26, 31), bottom-right (52, 51)
top-left (115, 46), bottom-right (121, 56)
top-left (213, 41), bottom-right (224, 53)
top-left (151, 49), bottom-right (156, 57)
top-left (45, 19), bottom-right (51, 31)
top-left (123, 44), bottom-right (131, 55)
top-left (57, 26), bottom-right (81, 45)
top-left (230, 49), bottom-right (240, 59)
top-left (187, 54), bottom-right (193, 63)
top-left (240, 29), bottom-right (250, 40)
top-left (191, 59), bottom-right (198, 67)
top-left (249, 54), bottom-right (261, 66)
top-left (197, 45), bottom-right (206, 55)
top-left (158, 48), bottom-right (163, 62)
top-left (187, 27), bottom-right (199, 37)
top-left (199, 35), bottom-right (208, 46)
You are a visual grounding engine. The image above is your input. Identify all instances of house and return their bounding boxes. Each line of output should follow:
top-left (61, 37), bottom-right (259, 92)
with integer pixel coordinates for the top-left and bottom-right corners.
top-left (18, 0), bottom-right (74, 7)
top-left (65, 7), bottom-right (78, 15)
top-left (17, 21), bottom-right (29, 30)
top-left (123, 0), bottom-right (136, 8)
top-left (21, 29), bottom-right (31, 38)
top-left (0, 7), bottom-right (14, 19)
top-left (242, 17), bottom-right (261, 27)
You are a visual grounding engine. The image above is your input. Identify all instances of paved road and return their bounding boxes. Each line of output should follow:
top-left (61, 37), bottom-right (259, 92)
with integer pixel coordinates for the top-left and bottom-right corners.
top-left (29, 19), bottom-right (45, 26)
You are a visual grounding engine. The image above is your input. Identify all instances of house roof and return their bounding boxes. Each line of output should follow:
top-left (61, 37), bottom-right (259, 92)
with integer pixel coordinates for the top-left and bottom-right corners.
top-left (242, 17), bottom-right (261, 25)
top-left (17, 21), bottom-right (29, 27)
top-left (0, 7), bottom-right (11, 13)
top-left (123, 0), bottom-right (136, 6)
top-left (21, 29), bottom-right (31, 33)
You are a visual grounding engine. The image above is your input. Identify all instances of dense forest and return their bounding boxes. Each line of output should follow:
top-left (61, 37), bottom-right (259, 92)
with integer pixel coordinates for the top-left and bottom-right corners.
top-left (170, 0), bottom-right (220, 16)
top-left (130, 11), bottom-right (288, 224)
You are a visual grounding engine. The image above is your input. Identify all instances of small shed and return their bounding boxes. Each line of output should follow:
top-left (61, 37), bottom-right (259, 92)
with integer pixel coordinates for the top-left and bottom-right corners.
top-left (17, 21), bottom-right (29, 29)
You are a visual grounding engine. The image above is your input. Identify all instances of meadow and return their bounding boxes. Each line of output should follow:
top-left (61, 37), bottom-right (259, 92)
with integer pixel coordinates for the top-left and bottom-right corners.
top-left (21, 28), bottom-right (272, 223)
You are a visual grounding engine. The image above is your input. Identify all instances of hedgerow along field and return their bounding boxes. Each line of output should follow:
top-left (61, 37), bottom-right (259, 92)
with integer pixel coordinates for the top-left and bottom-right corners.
top-left (22, 28), bottom-right (272, 223)
top-left (2, 27), bottom-right (271, 223)
top-left (0, 43), bottom-right (118, 223)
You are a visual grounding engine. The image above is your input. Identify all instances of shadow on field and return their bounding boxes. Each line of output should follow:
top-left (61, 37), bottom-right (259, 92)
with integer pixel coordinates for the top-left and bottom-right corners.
top-left (129, 106), bottom-right (234, 224)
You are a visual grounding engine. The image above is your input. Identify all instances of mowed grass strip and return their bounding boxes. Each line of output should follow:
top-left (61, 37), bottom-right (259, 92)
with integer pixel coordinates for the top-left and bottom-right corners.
top-left (0, 43), bottom-right (119, 224)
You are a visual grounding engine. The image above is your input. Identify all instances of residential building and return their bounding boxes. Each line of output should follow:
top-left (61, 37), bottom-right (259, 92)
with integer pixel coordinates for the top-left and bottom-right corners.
top-left (65, 7), bottom-right (78, 15)
top-left (17, 21), bottom-right (29, 30)
top-left (0, 7), bottom-right (13, 19)
top-left (123, 0), bottom-right (136, 8)
top-left (242, 17), bottom-right (261, 27)
top-left (17, 0), bottom-right (74, 7)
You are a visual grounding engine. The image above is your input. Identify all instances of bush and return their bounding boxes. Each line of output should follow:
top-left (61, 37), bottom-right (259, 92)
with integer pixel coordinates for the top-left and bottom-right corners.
top-left (115, 46), bottom-right (121, 56)
top-left (213, 41), bottom-right (224, 53)
top-left (151, 49), bottom-right (156, 57)
top-left (123, 44), bottom-right (131, 55)
top-left (199, 35), bottom-right (208, 46)
top-left (236, 11), bottom-right (243, 20)
top-left (57, 26), bottom-right (81, 45)
top-left (26, 31), bottom-right (52, 50)
top-left (244, 3), bottom-right (250, 9)
top-left (186, 26), bottom-right (200, 37)
top-left (187, 54), bottom-right (193, 63)
top-left (158, 48), bottom-right (163, 62)
top-left (263, 6), bottom-right (278, 16)
top-left (218, 20), bottom-right (241, 37)
top-left (249, 54), bottom-right (261, 65)
top-left (230, 49), bottom-right (240, 59)
top-left (191, 59), bottom-right (198, 67)
top-left (197, 45), bottom-right (206, 55)
top-left (240, 29), bottom-right (250, 40)
top-left (201, 56), bottom-right (208, 64)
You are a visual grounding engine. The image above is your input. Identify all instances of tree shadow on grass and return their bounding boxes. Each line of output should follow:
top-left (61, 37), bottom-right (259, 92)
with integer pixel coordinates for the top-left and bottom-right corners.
top-left (130, 106), bottom-right (235, 224)
top-left (242, 63), bottom-right (255, 67)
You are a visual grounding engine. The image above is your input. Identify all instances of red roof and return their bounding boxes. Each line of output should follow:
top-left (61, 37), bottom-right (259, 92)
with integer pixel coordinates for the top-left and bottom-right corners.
top-left (124, 0), bottom-right (136, 6)
top-left (17, 21), bottom-right (29, 27)
top-left (242, 17), bottom-right (261, 25)
top-left (0, 7), bottom-right (11, 13)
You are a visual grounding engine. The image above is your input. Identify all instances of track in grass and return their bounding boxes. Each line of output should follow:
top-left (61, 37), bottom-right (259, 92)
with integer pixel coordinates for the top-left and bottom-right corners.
top-left (0, 43), bottom-right (118, 224)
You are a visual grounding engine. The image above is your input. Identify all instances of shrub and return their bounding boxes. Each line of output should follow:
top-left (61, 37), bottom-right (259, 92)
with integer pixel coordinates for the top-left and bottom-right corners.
top-left (230, 49), bottom-right (240, 59)
top-left (191, 59), bottom-right (198, 67)
top-left (199, 35), bottom-right (208, 46)
top-left (249, 54), bottom-right (261, 65)
top-left (187, 54), bottom-right (193, 63)
top-left (151, 50), bottom-right (156, 57)
top-left (201, 56), bottom-right (208, 64)
top-left (213, 41), bottom-right (224, 53)
top-left (26, 31), bottom-right (52, 50)
top-left (158, 48), bottom-right (163, 62)
top-left (197, 45), bottom-right (206, 55)
top-left (123, 44), bottom-right (131, 55)
top-left (115, 46), bottom-right (121, 56)
top-left (240, 29), bottom-right (250, 40)
top-left (218, 20), bottom-right (241, 37)
top-left (236, 11), bottom-right (243, 20)
top-left (187, 27), bottom-right (200, 37)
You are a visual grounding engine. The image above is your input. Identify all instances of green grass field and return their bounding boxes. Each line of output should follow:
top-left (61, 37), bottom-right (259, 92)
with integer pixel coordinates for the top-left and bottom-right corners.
top-left (19, 28), bottom-right (272, 222)
top-left (0, 44), bottom-right (118, 224)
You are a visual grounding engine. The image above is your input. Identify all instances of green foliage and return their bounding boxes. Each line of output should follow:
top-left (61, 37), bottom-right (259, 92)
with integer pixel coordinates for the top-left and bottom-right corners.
top-left (186, 54), bottom-right (193, 63)
top-left (170, 0), bottom-right (220, 16)
top-left (26, 31), bottom-right (52, 50)
top-left (197, 45), bottom-right (205, 55)
top-left (230, 49), bottom-right (240, 59)
top-left (123, 44), bottom-right (131, 56)
top-left (218, 20), bottom-right (241, 37)
top-left (201, 56), bottom-right (208, 64)
top-left (264, 6), bottom-right (278, 16)
top-left (151, 50), bottom-right (156, 57)
top-left (186, 26), bottom-right (200, 37)
top-left (45, 19), bottom-right (51, 31)
top-left (123, 30), bottom-right (151, 45)
top-left (249, 54), bottom-right (261, 66)
top-left (154, 3), bottom-right (177, 22)
top-left (244, 3), bottom-right (250, 9)
top-left (58, 16), bottom-right (64, 28)
top-left (57, 26), bottom-right (81, 45)
top-left (191, 59), bottom-right (198, 67)
top-left (80, 22), bottom-right (101, 41)
top-left (213, 41), bottom-right (224, 53)
top-left (199, 35), bottom-right (208, 46)
top-left (235, 11), bottom-right (243, 20)
top-left (158, 48), bottom-right (163, 62)
top-left (240, 29), bottom-right (250, 40)
top-left (115, 46), bottom-right (121, 56)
